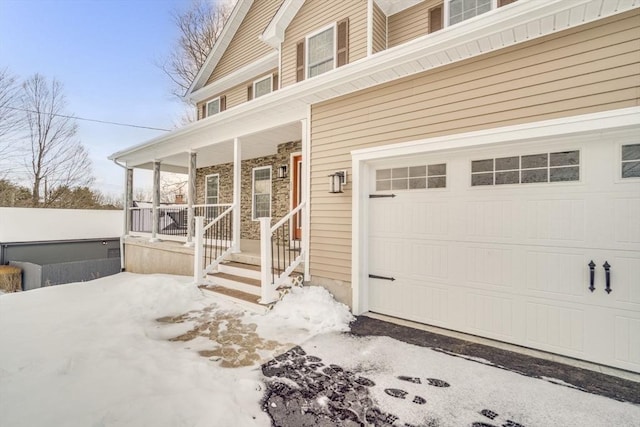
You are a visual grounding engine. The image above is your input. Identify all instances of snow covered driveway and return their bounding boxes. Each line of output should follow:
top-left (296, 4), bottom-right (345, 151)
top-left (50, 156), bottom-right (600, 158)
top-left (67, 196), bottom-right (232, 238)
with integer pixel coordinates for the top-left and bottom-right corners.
top-left (0, 273), bottom-right (638, 427)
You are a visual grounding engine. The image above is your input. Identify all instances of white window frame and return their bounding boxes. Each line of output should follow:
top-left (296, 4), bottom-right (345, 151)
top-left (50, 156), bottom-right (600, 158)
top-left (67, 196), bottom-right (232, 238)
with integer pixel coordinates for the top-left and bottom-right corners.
top-left (305, 23), bottom-right (337, 79)
top-left (252, 166), bottom-right (272, 220)
top-left (444, 0), bottom-right (498, 28)
top-left (252, 74), bottom-right (273, 99)
top-left (206, 97), bottom-right (221, 117)
top-left (205, 174), bottom-right (220, 204)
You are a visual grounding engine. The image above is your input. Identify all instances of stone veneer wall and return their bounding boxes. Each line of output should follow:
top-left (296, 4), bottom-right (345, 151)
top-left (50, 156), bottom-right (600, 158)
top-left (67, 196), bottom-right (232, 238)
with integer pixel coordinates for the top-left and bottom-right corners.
top-left (196, 140), bottom-right (301, 240)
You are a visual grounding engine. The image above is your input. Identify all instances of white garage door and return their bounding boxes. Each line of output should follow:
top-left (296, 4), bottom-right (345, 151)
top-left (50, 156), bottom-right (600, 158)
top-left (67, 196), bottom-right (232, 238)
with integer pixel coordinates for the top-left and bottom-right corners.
top-left (367, 136), bottom-right (640, 372)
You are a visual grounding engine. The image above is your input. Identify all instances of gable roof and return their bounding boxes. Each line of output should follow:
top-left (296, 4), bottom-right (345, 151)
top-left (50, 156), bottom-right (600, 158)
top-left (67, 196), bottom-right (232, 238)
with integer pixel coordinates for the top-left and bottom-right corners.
top-left (260, 0), bottom-right (305, 48)
top-left (187, 0), bottom-right (255, 96)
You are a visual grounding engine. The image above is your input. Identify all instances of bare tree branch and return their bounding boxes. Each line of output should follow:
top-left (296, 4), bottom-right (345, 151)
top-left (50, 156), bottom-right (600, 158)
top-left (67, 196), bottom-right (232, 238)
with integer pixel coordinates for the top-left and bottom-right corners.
top-left (0, 67), bottom-right (24, 177)
top-left (159, 0), bottom-right (233, 102)
top-left (20, 74), bottom-right (94, 207)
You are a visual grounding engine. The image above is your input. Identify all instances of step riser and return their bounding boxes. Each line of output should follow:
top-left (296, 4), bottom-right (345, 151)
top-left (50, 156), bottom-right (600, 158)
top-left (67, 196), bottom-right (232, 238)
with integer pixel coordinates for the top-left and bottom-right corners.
top-left (202, 288), bottom-right (267, 314)
top-left (218, 264), bottom-right (261, 281)
top-left (210, 277), bottom-right (261, 296)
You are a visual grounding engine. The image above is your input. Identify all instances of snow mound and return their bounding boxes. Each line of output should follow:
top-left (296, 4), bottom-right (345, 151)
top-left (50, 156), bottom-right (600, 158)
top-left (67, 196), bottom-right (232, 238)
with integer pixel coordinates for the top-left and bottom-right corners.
top-left (267, 286), bottom-right (354, 334)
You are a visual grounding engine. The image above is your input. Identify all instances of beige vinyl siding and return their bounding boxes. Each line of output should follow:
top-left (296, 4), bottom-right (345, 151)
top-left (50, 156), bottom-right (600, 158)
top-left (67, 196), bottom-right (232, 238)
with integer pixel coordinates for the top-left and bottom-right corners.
top-left (372, 2), bottom-right (387, 53)
top-left (309, 10), bottom-right (640, 284)
top-left (206, 0), bottom-right (283, 85)
top-left (388, 0), bottom-right (441, 48)
top-left (281, 0), bottom-right (368, 88)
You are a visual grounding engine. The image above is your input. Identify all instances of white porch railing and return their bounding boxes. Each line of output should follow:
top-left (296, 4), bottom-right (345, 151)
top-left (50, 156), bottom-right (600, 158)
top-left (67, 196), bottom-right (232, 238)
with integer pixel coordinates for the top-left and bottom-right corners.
top-left (193, 204), bottom-right (235, 284)
top-left (259, 201), bottom-right (306, 304)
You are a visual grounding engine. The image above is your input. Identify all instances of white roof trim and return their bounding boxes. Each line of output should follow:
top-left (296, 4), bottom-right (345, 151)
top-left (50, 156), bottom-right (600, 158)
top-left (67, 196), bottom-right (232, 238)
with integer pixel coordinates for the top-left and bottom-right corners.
top-left (111, 0), bottom-right (638, 165)
top-left (261, 0), bottom-right (305, 48)
top-left (187, 0), bottom-right (255, 96)
top-left (375, 0), bottom-right (423, 16)
top-left (189, 52), bottom-right (279, 103)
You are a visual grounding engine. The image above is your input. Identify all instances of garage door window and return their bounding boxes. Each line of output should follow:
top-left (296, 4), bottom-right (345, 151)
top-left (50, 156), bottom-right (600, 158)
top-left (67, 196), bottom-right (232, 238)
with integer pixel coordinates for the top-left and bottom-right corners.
top-left (621, 143), bottom-right (640, 178)
top-left (376, 163), bottom-right (446, 191)
top-left (472, 150), bottom-right (580, 186)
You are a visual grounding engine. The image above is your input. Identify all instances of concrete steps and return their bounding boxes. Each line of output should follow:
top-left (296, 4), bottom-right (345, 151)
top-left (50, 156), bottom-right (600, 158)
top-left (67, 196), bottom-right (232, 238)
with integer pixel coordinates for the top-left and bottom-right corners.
top-left (201, 261), bottom-right (269, 312)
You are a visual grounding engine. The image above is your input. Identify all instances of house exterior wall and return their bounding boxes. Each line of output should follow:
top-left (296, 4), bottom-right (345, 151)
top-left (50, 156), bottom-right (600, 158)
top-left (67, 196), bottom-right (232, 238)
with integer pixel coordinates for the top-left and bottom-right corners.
top-left (195, 141), bottom-right (301, 240)
top-left (388, 0), bottom-right (441, 48)
top-left (308, 10), bottom-right (640, 289)
top-left (281, 0), bottom-right (368, 88)
top-left (206, 0), bottom-right (283, 84)
top-left (372, 2), bottom-right (387, 54)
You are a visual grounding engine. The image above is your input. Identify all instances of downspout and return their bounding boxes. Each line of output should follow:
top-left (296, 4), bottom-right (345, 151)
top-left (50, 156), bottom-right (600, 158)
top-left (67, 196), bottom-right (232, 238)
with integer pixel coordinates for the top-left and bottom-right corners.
top-left (112, 159), bottom-right (128, 271)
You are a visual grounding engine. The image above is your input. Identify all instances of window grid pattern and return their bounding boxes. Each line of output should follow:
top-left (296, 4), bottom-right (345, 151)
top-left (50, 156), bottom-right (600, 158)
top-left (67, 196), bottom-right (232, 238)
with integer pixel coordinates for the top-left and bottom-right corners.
top-left (308, 27), bottom-right (334, 78)
top-left (621, 143), bottom-right (640, 178)
top-left (253, 167), bottom-right (271, 219)
top-left (205, 175), bottom-right (219, 205)
top-left (376, 163), bottom-right (447, 191)
top-left (449, 0), bottom-right (492, 25)
top-left (471, 150), bottom-right (580, 186)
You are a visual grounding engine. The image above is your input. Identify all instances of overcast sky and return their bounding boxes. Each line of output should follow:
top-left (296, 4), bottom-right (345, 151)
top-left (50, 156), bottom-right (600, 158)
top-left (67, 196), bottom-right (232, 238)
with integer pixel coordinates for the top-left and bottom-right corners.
top-left (0, 0), bottom-right (198, 196)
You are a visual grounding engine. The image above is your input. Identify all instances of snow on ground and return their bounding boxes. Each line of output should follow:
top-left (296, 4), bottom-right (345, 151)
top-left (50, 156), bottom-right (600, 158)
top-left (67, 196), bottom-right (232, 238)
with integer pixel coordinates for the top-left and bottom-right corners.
top-left (1, 273), bottom-right (638, 427)
top-left (297, 334), bottom-right (640, 427)
top-left (0, 273), bottom-right (350, 427)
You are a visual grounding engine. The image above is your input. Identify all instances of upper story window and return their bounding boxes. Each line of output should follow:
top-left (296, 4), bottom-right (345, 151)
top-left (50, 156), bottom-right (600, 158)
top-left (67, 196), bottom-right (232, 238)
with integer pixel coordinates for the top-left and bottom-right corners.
top-left (203, 95), bottom-right (226, 118)
top-left (308, 26), bottom-right (335, 78)
top-left (297, 19), bottom-right (349, 82)
top-left (253, 75), bottom-right (273, 98)
top-left (446, 0), bottom-right (517, 27)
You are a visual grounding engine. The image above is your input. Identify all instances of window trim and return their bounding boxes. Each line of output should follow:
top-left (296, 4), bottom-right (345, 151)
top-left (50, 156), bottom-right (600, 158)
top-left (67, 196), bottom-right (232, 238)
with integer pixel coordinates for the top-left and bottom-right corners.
top-left (305, 23), bottom-right (337, 80)
top-left (206, 97), bottom-right (221, 117)
top-left (444, 0), bottom-right (498, 28)
top-left (620, 142), bottom-right (640, 180)
top-left (252, 74), bottom-right (273, 99)
top-left (205, 173), bottom-right (220, 205)
top-left (251, 166), bottom-right (272, 221)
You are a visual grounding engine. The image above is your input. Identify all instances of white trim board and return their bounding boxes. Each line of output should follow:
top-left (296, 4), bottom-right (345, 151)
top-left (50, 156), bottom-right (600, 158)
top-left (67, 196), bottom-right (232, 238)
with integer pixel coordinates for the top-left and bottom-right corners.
top-left (351, 107), bottom-right (640, 315)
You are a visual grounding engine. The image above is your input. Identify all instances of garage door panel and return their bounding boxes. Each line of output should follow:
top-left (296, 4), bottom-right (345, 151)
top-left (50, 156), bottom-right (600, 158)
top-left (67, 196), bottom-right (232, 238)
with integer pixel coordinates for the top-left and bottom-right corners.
top-left (614, 197), bottom-right (640, 245)
top-left (463, 292), bottom-right (515, 340)
top-left (465, 200), bottom-right (515, 240)
top-left (465, 245), bottom-right (516, 289)
top-left (525, 301), bottom-right (586, 354)
top-left (609, 253), bottom-right (640, 308)
top-left (410, 241), bottom-right (449, 280)
top-left (525, 250), bottom-right (586, 298)
top-left (526, 199), bottom-right (586, 243)
top-left (614, 315), bottom-right (640, 368)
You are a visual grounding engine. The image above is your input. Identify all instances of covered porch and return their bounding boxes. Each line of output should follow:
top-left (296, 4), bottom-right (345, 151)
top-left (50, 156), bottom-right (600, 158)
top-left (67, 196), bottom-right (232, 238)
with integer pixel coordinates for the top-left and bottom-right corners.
top-left (110, 111), bottom-right (310, 306)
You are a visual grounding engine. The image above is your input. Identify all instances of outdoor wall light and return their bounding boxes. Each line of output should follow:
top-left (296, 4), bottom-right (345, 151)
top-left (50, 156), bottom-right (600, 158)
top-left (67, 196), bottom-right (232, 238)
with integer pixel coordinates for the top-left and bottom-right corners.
top-left (277, 165), bottom-right (288, 179)
top-left (329, 170), bottom-right (347, 193)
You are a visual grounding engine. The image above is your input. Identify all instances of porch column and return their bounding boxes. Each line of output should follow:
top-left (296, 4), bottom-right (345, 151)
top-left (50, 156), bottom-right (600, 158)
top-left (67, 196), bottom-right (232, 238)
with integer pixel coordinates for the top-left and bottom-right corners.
top-left (124, 167), bottom-right (133, 236)
top-left (301, 116), bottom-right (311, 282)
top-left (151, 160), bottom-right (161, 242)
top-left (232, 138), bottom-right (241, 253)
top-left (185, 151), bottom-right (197, 246)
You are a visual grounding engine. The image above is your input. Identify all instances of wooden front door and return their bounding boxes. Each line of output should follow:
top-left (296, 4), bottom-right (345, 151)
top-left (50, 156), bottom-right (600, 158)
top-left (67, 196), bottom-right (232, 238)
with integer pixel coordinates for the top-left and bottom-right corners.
top-left (292, 155), bottom-right (302, 240)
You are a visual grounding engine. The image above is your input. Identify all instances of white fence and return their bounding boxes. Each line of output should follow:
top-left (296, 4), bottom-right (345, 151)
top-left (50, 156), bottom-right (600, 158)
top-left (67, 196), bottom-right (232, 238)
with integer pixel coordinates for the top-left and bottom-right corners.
top-left (0, 208), bottom-right (122, 242)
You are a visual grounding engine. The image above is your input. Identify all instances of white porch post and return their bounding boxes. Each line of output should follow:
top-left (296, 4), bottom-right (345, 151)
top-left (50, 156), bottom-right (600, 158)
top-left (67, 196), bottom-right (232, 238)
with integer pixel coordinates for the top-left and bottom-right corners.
top-left (194, 216), bottom-right (204, 284)
top-left (124, 167), bottom-right (133, 236)
top-left (185, 151), bottom-right (197, 246)
top-left (151, 160), bottom-right (161, 242)
top-left (259, 217), bottom-right (277, 303)
top-left (232, 138), bottom-right (241, 253)
top-left (301, 116), bottom-right (311, 282)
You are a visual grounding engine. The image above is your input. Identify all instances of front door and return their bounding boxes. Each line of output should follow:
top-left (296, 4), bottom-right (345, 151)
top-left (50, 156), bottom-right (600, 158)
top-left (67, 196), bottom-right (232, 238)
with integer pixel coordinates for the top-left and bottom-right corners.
top-left (292, 155), bottom-right (302, 240)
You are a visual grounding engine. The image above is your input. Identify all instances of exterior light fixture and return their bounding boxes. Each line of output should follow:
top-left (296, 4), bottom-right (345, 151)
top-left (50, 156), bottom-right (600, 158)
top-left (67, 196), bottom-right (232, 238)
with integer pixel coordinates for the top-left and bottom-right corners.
top-left (277, 165), bottom-right (288, 179)
top-left (329, 170), bottom-right (347, 193)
